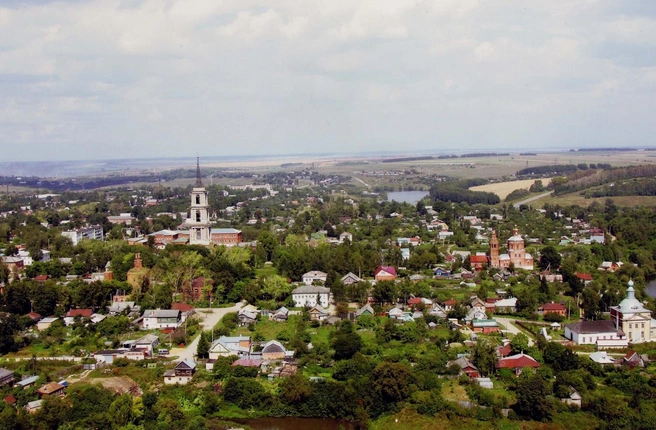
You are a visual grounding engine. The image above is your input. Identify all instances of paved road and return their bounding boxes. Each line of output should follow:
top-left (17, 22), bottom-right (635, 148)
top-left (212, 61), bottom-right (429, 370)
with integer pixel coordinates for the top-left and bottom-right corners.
top-left (170, 302), bottom-right (244, 362)
top-left (494, 317), bottom-right (535, 346)
top-left (513, 191), bottom-right (552, 209)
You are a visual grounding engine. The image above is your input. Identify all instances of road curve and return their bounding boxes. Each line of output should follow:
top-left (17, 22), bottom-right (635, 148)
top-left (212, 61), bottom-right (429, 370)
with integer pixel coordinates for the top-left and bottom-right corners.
top-left (169, 302), bottom-right (244, 362)
top-left (513, 191), bottom-right (552, 209)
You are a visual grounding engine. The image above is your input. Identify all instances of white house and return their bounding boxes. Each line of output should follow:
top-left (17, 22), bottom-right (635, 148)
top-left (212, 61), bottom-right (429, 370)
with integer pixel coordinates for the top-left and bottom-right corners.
top-left (209, 336), bottom-right (252, 360)
top-left (141, 309), bottom-right (181, 330)
top-left (494, 297), bottom-right (517, 314)
top-left (134, 334), bottom-right (160, 353)
top-left (302, 271), bottom-right (328, 285)
top-left (18, 249), bottom-right (50, 266)
top-left (163, 360), bottom-right (196, 385)
top-left (291, 285), bottom-right (332, 308)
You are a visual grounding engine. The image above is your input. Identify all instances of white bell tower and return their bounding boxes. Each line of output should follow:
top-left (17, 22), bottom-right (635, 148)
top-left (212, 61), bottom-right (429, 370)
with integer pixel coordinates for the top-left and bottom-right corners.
top-left (189, 157), bottom-right (210, 245)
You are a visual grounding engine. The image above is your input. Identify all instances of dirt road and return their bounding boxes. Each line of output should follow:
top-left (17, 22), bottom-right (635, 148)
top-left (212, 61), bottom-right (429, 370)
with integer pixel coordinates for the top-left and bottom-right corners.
top-left (494, 317), bottom-right (535, 346)
top-left (513, 191), bottom-right (552, 208)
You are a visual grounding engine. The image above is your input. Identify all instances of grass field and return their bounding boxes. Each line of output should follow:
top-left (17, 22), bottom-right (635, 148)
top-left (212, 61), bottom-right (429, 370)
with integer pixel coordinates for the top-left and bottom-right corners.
top-left (532, 193), bottom-right (656, 207)
top-left (469, 178), bottom-right (552, 199)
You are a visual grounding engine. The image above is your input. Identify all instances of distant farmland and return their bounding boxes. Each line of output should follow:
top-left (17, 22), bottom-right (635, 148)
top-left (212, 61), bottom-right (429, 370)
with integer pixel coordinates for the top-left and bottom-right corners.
top-left (470, 178), bottom-right (552, 200)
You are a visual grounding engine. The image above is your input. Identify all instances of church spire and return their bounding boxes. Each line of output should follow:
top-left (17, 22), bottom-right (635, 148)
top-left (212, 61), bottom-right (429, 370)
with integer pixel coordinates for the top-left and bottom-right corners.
top-left (195, 157), bottom-right (203, 187)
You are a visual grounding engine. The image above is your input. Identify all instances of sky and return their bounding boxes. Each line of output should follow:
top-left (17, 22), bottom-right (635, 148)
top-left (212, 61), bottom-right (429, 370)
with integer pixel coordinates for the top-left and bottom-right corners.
top-left (1, 0), bottom-right (656, 161)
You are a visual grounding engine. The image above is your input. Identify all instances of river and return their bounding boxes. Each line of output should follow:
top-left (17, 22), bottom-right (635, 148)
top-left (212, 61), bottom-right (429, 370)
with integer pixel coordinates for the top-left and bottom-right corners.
top-left (386, 190), bottom-right (429, 204)
top-left (235, 417), bottom-right (354, 430)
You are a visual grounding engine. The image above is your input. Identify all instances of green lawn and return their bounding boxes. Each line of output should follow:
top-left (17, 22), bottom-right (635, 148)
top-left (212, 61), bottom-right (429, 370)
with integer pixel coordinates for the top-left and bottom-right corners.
top-left (255, 265), bottom-right (279, 277)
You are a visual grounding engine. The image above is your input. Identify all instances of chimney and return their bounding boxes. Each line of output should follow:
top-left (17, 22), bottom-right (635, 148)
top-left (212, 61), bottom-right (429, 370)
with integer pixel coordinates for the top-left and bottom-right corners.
top-left (134, 253), bottom-right (143, 269)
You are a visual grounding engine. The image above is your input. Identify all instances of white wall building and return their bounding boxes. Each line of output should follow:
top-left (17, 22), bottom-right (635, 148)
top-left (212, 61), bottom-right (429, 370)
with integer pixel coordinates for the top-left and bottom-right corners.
top-left (61, 225), bottom-right (104, 245)
top-left (301, 271), bottom-right (328, 285)
top-left (141, 310), bottom-right (181, 330)
top-left (291, 285), bottom-right (332, 308)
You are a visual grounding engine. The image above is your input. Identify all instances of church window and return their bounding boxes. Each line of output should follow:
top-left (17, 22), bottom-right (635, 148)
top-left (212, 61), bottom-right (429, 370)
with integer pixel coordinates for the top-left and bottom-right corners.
top-left (196, 230), bottom-right (201, 240)
top-left (196, 211), bottom-right (201, 222)
top-left (196, 195), bottom-right (200, 205)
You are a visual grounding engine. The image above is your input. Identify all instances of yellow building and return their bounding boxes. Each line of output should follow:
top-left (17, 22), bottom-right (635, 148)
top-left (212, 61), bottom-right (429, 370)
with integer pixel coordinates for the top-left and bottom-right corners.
top-left (610, 280), bottom-right (656, 343)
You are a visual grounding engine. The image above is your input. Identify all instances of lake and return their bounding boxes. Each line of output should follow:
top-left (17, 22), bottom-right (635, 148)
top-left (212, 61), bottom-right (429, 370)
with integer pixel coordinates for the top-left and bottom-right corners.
top-left (235, 417), bottom-right (354, 430)
top-left (387, 191), bottom-right (429, 204)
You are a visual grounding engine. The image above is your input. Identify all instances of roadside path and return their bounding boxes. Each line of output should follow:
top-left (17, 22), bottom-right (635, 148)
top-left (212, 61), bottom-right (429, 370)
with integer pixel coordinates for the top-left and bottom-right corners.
top-left (353, 176), bottom-right (370, 189)
top-left (513, 191), bottom-right (552, 208)
top-left (169, 302), bottom-right (244, 362)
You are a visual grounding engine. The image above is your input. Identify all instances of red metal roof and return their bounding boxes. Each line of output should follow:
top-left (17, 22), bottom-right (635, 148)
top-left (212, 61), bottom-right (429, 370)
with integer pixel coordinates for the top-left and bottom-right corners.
top-left (496, 353), bottom-right (540, 369)
top-left (66, 309), bottom-right (93, 318)
top-left (171, 302), bottom-right (194, 312)
top-left (408, 298), bottom-right (422, 305)
top-left (375, 266), bottom-right (397, 276)
top-left (496, 344), bottom-right (512, 357)
top-left (575, 273), bottom-right (592, 281)
top-left (470, 255), bottom-right (487, 263)
top-left (540, 303), bottom-right (566, 311)
top-left (231, 358), bottom-right (263, 367)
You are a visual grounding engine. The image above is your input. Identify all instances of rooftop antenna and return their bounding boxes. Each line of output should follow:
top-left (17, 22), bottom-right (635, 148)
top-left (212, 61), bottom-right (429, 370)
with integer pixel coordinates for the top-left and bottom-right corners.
top-left (195, 156), bottom-right (203, 187)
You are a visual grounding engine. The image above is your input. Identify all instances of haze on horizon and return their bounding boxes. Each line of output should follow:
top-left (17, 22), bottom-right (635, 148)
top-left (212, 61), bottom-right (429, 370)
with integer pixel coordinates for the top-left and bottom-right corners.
top-left (1, 1), bottom-right (655, 162)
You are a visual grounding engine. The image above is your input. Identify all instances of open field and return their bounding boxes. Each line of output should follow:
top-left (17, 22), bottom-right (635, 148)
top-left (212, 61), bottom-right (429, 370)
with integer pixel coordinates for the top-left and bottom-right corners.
top-left (316, 151), bottom-right (652, 190)
top-left (531, 193), bottom-right (656, 207)
top-left (469, 178), bottom-right (552, 199)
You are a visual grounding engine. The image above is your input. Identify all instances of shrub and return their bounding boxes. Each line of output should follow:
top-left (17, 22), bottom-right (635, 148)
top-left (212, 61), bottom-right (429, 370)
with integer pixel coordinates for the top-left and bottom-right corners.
top-left (113, 358), bottom-right (130, 367)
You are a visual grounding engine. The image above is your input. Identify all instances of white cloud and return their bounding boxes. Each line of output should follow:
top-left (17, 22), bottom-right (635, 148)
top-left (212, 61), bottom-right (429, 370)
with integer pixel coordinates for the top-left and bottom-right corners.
top-left (0, 0), bottom-right (655, 161)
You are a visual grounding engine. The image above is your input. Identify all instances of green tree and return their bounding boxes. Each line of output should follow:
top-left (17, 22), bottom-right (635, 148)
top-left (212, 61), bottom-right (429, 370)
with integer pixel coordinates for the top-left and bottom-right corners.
top-left (581, 288), bottom-right (601, 320)
top-left (260, 274), bottom-right (291, 301)
top-left (109, 394), bottom-right (134, 428)
top-left (223, 377), bottom-right (268, 409)
top-left (372, 362), bottom-right (413, 404)
top-left (510, 333), bottom-right (530, 355)
top-left (331, 330), bottom-right (363, 360)
top-left (538, 246), bottom-right (561, 271)
top-left (514, 373), bottom-right (553, 420)
top-left (197, 331), bottom-right (210, 359)
top-left (279, 373), bottom-right (313, 404)
top-left (472, 339), bottom-right (497, 376)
